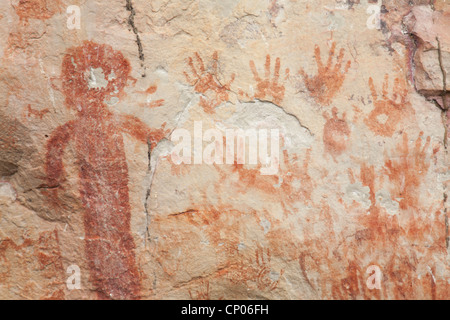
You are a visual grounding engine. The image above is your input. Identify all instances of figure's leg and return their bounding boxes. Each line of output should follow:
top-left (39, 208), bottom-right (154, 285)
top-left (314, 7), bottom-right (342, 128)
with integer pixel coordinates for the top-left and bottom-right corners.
top-left (81, 171), bottom-right (141, 300)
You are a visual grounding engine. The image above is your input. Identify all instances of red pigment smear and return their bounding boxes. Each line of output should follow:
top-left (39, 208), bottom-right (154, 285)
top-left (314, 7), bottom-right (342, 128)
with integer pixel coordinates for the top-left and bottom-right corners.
top-left (0, 230), bottom-right (65, 299)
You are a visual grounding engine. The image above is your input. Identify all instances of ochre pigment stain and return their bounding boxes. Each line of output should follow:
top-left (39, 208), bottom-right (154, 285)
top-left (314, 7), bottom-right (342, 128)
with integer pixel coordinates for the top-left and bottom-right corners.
top-left (136, 85), bottom-right (165, 109)
top-left (287, 132), bottom-right (447, 299)
top-left (225, 245), bottom-right (284, 292)
top-left (189, 280), bottom-right (212, 300)
top-left (152, 205), bottom-right (284, 295)
top-left (0, 230), bottom-right (64, 299)
top-left (217, 149), bottom-right (314, 211)
top-left (299, 42), bottom-right (351, 106)
top-left (44, 41), bottom-right (168, 300)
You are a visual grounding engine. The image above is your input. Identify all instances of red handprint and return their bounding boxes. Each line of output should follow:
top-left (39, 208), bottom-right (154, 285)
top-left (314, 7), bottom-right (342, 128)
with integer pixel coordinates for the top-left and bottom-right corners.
top-left (184, 52), bottom-right (235, 114)
top-left (364, 74), bottom-right (411, 137)
top-left (299, 42), bottom-right (351, 106)
top-left (384, 132), bottom-right (431, 211)
top-left (242, 55), bottom-right (289, 105)
top-left (323, 107), bottom-right (351, 160)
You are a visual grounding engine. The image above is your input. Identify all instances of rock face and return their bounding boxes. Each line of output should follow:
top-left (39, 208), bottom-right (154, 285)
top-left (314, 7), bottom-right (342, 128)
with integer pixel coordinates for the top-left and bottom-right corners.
top-left (0, 0), bottom-right (449, 300)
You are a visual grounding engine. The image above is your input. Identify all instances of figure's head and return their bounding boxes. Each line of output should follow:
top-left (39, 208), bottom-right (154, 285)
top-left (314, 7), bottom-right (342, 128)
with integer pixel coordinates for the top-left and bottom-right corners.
top-left (61, 41), bottom-right (131, 111)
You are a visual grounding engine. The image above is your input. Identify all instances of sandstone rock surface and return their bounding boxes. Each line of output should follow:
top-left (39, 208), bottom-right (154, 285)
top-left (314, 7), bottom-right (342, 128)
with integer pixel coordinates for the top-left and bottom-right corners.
top-left (0, 0), bottom-right (449, 300)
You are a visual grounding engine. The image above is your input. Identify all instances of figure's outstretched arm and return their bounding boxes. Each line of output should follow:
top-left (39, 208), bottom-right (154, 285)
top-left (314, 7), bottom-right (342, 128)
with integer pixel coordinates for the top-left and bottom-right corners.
top-left (42, 121), bottom-right (75, 201)
top-left (119, 114), bottom-right (168, 149)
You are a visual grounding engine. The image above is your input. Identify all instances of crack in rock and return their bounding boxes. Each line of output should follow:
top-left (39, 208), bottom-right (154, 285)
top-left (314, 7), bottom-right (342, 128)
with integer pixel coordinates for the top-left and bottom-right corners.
top-left (126, 0), bottom-right (146, 77)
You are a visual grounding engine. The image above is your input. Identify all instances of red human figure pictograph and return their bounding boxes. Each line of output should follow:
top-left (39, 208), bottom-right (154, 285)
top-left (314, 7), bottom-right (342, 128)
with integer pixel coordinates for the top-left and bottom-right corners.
top-left (43, 41), bottom-right (168, 300)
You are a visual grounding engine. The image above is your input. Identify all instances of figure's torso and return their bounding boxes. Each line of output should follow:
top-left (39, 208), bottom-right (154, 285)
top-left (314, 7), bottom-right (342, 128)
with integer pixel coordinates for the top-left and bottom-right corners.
top-left (74, 114), bottom-right (128, 181)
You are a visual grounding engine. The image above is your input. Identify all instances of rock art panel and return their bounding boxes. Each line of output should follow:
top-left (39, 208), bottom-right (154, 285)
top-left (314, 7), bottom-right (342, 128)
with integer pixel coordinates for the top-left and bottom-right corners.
top-left (0, 0), bottom-right (448, 301)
